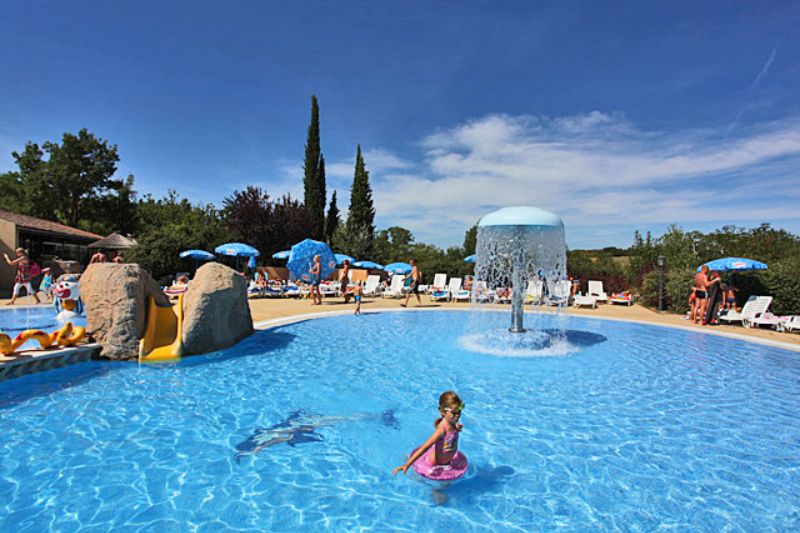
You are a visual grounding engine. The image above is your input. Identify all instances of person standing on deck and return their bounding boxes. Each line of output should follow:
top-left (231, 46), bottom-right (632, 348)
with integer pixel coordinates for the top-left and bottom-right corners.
top-left (401, 259), bottom-right (422, 308)
top-left (340, 259), bottom-right (351, 303)
top-left (4, 248), bottom-right (42, 305)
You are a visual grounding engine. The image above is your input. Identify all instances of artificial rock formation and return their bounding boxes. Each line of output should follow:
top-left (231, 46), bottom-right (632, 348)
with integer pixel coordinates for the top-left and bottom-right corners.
top-left (182, 262), bottom-right (252, 355)
top-left (79, 263), bottom-right (168, 360)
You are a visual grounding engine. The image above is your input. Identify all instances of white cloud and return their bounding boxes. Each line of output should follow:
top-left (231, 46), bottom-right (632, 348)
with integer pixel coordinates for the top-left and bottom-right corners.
top-left (365, 112), bottom-right (800, 247)
top-left (326, 147), bottom-right (414, 180)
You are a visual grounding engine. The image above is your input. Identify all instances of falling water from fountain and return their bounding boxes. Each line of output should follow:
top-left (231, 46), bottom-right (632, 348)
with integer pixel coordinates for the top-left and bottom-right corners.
top-left (460, 206), bottom-right (572, 356)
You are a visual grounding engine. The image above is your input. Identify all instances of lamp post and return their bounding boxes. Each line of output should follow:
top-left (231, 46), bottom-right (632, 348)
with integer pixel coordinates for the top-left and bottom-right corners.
top-left (657, 255), bottom-right (666, 311)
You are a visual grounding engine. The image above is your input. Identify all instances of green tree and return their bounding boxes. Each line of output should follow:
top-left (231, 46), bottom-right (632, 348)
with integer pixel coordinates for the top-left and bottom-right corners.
top-left (223, 186), bottom-right (314, 262)
top-left (0, 171), bottom-right (26, 213)
top-left (1, 129), bottom-right (124, 232)
top-left (463, 224), bottom-right (478, 256)
top-left (373, 226), bottom-right (414, 264)
top-left (127, 192), bottom-right (232, 279)
top-left (324, 190), bottom-right (340, 245)
top-left (84, 174), bottom-right (139, 235)
top-left (339, 145), bottom-right (376, 258)
top-left (302, 95), bottom-right (325, 240)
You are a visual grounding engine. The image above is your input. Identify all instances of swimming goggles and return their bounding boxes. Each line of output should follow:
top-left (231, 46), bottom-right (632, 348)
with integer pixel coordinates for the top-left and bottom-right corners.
top-left (444, 402), bottom-right (465, 414)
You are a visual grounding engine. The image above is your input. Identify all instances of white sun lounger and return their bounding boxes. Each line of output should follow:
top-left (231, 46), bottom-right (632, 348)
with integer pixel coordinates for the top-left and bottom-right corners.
top-left (381, 275), bottom-right (406, 298)
top-left (573, 294), bottom-right (596, 308)
top-left (783, 316), bottom-right (800, 333)
top-left (546, 280), bottom-right (571, 306)
top-left (526, 280), bottom-right (543, 305)
top-left (430, 273), bottom-right (449, 302)
top-left (719, 296), bottom-right (771, 326)
top-left (446, 278), bottom-right (462, 303)
top-left (749, 311), bottom-right (790, 330)
top-left (363, 275), bottom-right (381, 296)
top-left (588, 281), bottom-right (608, 303)
top-left (452, 282), bottom-right (471, 302)
top-left (473, 280), bottom-right (492, 303)
top-left (319, 281), bottom-right (339, 297)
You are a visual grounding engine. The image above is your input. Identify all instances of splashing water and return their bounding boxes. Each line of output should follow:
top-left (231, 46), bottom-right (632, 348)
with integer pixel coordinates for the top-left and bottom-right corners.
top-left (463, 207), bottom-right (570, 356)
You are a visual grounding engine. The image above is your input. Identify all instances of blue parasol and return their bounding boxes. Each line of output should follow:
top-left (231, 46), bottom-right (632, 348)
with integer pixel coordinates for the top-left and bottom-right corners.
top-left (464, 254), bottom-right (476, 263)
top-left (179, 249), bottom-right (216, 273)
top-left (215, 242), bottom-right (260, 258)
top-left (287, 239), bottom-right (337, 282)
top-left (179, 249), bottom-right (216, 261)
top-left (697, 257), bottom-right (767, 272)
top-left (272, 250), bottom-right (291, 260)
top-left (334, 253), bottom-right (356, 266)
top-left (384, 262), bottom-right (413, 275)
top-left (352, 260), bottom-right (384, 270)
top-left (248, 255), bottom-right (257, 270)
top-left (215, 242), bottom-right (259, 271)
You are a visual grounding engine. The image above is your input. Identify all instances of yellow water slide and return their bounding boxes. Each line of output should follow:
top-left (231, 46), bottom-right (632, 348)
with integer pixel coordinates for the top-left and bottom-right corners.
top-left (138, 294), bottom-right (184, 363)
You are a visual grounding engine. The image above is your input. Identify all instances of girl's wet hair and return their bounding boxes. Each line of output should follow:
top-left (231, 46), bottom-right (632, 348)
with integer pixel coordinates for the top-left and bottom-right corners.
top-left (435, 391), bottom-right (463, 426)
top-left (439, 391), bottom-right (462, 410)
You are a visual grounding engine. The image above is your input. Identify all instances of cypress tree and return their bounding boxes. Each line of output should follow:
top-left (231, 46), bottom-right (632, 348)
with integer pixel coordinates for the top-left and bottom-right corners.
top-left (343, 144), bottom-right (376, 258)
top-left (324, 190), bottom-right (340, 245)
top-left (302, 95), bottom-right (325, 240)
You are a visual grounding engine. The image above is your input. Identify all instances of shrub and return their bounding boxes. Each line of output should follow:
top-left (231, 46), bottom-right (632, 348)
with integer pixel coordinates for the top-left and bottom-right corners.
top-left (757, 256), bottom-right (800, 315)
top-left (639, 267), bottom-right (694, 313)
top-left (639, 271), bottom-right (660, 308)
top-left (665, 267), bottom-right (696, 315)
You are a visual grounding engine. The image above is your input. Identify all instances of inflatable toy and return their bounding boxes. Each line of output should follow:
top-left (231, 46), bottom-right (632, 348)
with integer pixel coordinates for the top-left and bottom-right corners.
top-left (0, 322), bottom-right (86, 356)
top-left (49, 322), bottom-right (86, 347)
top-left (53, 278), bottom-right (84, 323)
top-left (411, 447), bottom-right (469, 481)
top-left (0, 329), bottom-right (53, 356)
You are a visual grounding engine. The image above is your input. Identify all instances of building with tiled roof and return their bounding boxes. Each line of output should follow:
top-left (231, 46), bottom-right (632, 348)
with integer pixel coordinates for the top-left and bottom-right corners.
top-left (0, 209), bottom-right (104, 294)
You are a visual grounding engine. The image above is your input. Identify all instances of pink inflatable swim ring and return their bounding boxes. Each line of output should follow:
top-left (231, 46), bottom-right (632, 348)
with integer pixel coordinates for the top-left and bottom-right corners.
top-left (411, 448), bottom-right (469, 481)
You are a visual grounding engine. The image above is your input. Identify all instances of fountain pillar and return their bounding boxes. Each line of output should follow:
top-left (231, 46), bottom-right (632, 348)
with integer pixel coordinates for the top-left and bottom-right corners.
top-left (476, 206), bottom-right (567, 335)
top-left (510, 253), bottom-right (526, 332)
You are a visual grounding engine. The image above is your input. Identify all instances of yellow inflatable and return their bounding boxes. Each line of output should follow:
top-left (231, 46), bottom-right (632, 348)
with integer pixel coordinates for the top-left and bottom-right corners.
top-left (49, 322), bottom-right (87, 347)
top-left (0, 322), bottom-right (86, 356)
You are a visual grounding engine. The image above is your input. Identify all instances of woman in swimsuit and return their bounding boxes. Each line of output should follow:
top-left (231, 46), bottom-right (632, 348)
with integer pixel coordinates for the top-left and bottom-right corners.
top-left (393, 391), bottom-right (464, 475)
top-left (309, 255), bottom-right (322, 305)
top-left (4, 248), bottom-right (42, 305)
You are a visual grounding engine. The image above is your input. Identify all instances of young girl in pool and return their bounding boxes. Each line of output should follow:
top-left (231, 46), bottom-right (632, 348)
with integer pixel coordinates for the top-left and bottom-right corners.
top-left (393, 391), bottom-right (464, 475)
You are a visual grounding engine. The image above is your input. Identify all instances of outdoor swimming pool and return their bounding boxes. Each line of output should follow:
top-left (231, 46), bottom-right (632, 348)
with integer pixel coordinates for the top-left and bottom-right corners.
top-left (1, 310), bottom-right (798, 530)
top-left (0, 306), bottom-right (87, 351)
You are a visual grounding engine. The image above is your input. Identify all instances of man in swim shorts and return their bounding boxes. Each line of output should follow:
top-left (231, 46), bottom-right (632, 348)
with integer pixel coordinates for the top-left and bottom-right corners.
top-left (692, 265), bottom-right (709, 324)
top-left (401, 259), bottom-right (422, 308)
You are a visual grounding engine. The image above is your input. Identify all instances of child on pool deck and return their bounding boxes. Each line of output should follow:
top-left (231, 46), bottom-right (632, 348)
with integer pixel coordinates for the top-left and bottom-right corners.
top-left (353, 281), bottom-right (363, 315)
top-left (393, 391), bottom-right (464, 475)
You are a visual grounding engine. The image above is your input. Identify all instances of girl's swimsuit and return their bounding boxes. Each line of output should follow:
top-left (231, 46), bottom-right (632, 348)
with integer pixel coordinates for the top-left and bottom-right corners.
top-left (431, 425), bottom-right (459, 461)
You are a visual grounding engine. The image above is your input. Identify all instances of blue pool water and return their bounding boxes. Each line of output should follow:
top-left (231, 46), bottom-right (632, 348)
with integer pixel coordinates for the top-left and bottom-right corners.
top-left (0, 307), bottom-right (86, 350)
top-left (1, 310), bottom-right (799, 531)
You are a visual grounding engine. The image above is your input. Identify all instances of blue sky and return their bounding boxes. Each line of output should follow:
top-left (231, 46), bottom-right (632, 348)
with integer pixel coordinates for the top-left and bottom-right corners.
top-left (2, 1), bottom-right (799, 249)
